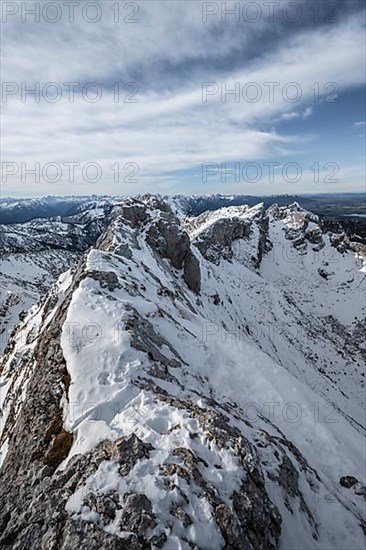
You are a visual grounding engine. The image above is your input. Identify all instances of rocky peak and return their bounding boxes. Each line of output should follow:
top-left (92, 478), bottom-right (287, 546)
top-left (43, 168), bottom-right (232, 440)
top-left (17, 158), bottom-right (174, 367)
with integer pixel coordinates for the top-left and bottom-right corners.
top-left (193, 217), bottom-right (251, 264)
top-left (0, 196), bottom-right (365, 550)
top-left (95, 198), bottom-right (202, 293)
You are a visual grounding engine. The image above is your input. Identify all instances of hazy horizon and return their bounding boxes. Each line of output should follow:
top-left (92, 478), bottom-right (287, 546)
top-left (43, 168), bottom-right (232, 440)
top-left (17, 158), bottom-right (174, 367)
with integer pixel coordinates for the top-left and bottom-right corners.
top-left (1, 0), bottom-right (365, 197)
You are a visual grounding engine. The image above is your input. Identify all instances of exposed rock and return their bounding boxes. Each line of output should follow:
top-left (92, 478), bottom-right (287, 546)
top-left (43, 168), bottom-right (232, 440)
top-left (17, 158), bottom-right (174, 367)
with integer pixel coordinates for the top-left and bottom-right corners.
top-left (256, 214), bottom-right (270, 267)
top-left (120, 493), bottom-right (156, 535)
top-left (120, 199), bottom-right (203, 294)
top-left (183, 249), bottom-right (201, 293)
top-left (146, 215), bottom-right (190, 269)
top-left (305, 226), bottom-right (324, 246)
top-left (114, 243), bottom-right (133, 259)
top-left (83, 491), bottom-right (121, 522)
top-left (127, 307), bottom-right (184, 369)
top-left (1, 196), bottom-right (364, 550)
top-left (0, 432), bottom-right (157, 549)
top-left (339, 475), bottom-right (359, 488)
top-left (194, 218), bottom-right (251, 264)
top-left (121, 200), bottom-right (148, 227)
top-left (111, 434), bottom-right (154, 476)
top-left (318, 267), bottom-right (331, 280)
top-left (44, 430), bottom-right (74, 468)
top-left (170, 505), bottom-right (193, 527)
top-left (87, 270), bottom-right (121, 291)
top-left (59, 519), bottom-right (140, 549)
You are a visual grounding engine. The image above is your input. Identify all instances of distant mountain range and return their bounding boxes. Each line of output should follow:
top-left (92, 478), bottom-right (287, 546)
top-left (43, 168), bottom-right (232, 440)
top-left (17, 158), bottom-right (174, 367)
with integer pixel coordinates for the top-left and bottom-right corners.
top-left (1, 193), bottom-right (365, 224)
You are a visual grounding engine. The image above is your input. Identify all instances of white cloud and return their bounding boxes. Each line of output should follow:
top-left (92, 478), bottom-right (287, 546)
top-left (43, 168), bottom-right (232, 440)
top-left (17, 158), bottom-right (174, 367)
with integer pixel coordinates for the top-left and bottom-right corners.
top-left (302, 107), bottom-right (313, 119)
top-left (277, 107), bottom-right (313, 122)
top-left (279, 112), bottom-right (301, 121)
top-left (353, 121), bottom-right (366, 127)
top-left (1, 3), bottom-right (365, 195)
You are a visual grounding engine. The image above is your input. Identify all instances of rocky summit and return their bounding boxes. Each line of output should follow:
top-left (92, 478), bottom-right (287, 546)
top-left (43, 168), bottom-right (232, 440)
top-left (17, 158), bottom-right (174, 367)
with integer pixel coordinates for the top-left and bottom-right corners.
top-left (0, 196), bottom-right (365, 549)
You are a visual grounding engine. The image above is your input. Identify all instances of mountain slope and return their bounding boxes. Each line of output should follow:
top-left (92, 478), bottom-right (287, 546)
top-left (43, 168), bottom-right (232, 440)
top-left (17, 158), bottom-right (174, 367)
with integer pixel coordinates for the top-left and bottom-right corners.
top-left (184, 202), bottom-right (366, 424)
top-left (0, 197), bottom-right (365, 549)
top-left (0, 196), bottom-right (121, 224)
top-left (0, 200), bottom-right (124, 353)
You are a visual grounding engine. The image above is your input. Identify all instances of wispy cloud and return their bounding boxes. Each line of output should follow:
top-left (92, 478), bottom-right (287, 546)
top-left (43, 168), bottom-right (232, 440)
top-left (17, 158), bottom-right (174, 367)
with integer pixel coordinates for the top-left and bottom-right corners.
top-left (302, 107), bottom-right (313, 119)
top-left (1, 1), bottom-right (365, 195)
top-left (277, 107), bottom-right (313, 122)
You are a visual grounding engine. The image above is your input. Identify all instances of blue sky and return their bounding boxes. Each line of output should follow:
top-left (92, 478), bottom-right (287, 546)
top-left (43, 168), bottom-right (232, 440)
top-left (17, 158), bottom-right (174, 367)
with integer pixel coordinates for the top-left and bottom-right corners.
top-left (1, 0), bottom-right (365, 197)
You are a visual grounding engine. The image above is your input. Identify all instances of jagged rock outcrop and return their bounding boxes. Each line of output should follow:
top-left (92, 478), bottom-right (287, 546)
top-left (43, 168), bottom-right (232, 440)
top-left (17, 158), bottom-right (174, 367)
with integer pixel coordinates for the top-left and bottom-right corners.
top-left (117, 197), bottom-right (202, 293)
top-left (194, 218), bottom-right (251, 264)
top-left (0, 196), bottom-right (365, 550)
top-left (0, 258), bottom-right (280, 548)
top-left (182, 249), bottom-right (201, 293)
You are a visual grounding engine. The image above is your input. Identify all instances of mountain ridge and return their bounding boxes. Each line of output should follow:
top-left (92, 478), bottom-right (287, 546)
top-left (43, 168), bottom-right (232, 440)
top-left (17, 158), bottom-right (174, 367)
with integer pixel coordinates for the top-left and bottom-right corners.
top-left (0, 196), bottom-right (365, 549)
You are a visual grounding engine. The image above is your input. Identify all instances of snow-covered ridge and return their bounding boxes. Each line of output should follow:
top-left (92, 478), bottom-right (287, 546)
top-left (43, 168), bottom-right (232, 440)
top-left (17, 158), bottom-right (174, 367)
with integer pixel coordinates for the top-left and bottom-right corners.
top-left (0, 195), bottom-right (124, 224)
top-left (182, 203), bottom-right (264, 240)
top-left (0, 197), bottom-right (365, 549)
top-left (0, 200), bottom-right (124, 353)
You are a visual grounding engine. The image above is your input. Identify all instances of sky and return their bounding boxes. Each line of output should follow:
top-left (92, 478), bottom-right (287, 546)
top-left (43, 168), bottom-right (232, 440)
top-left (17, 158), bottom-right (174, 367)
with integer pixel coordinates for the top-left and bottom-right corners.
top-left (1, 0), bottom-right (365, 197)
